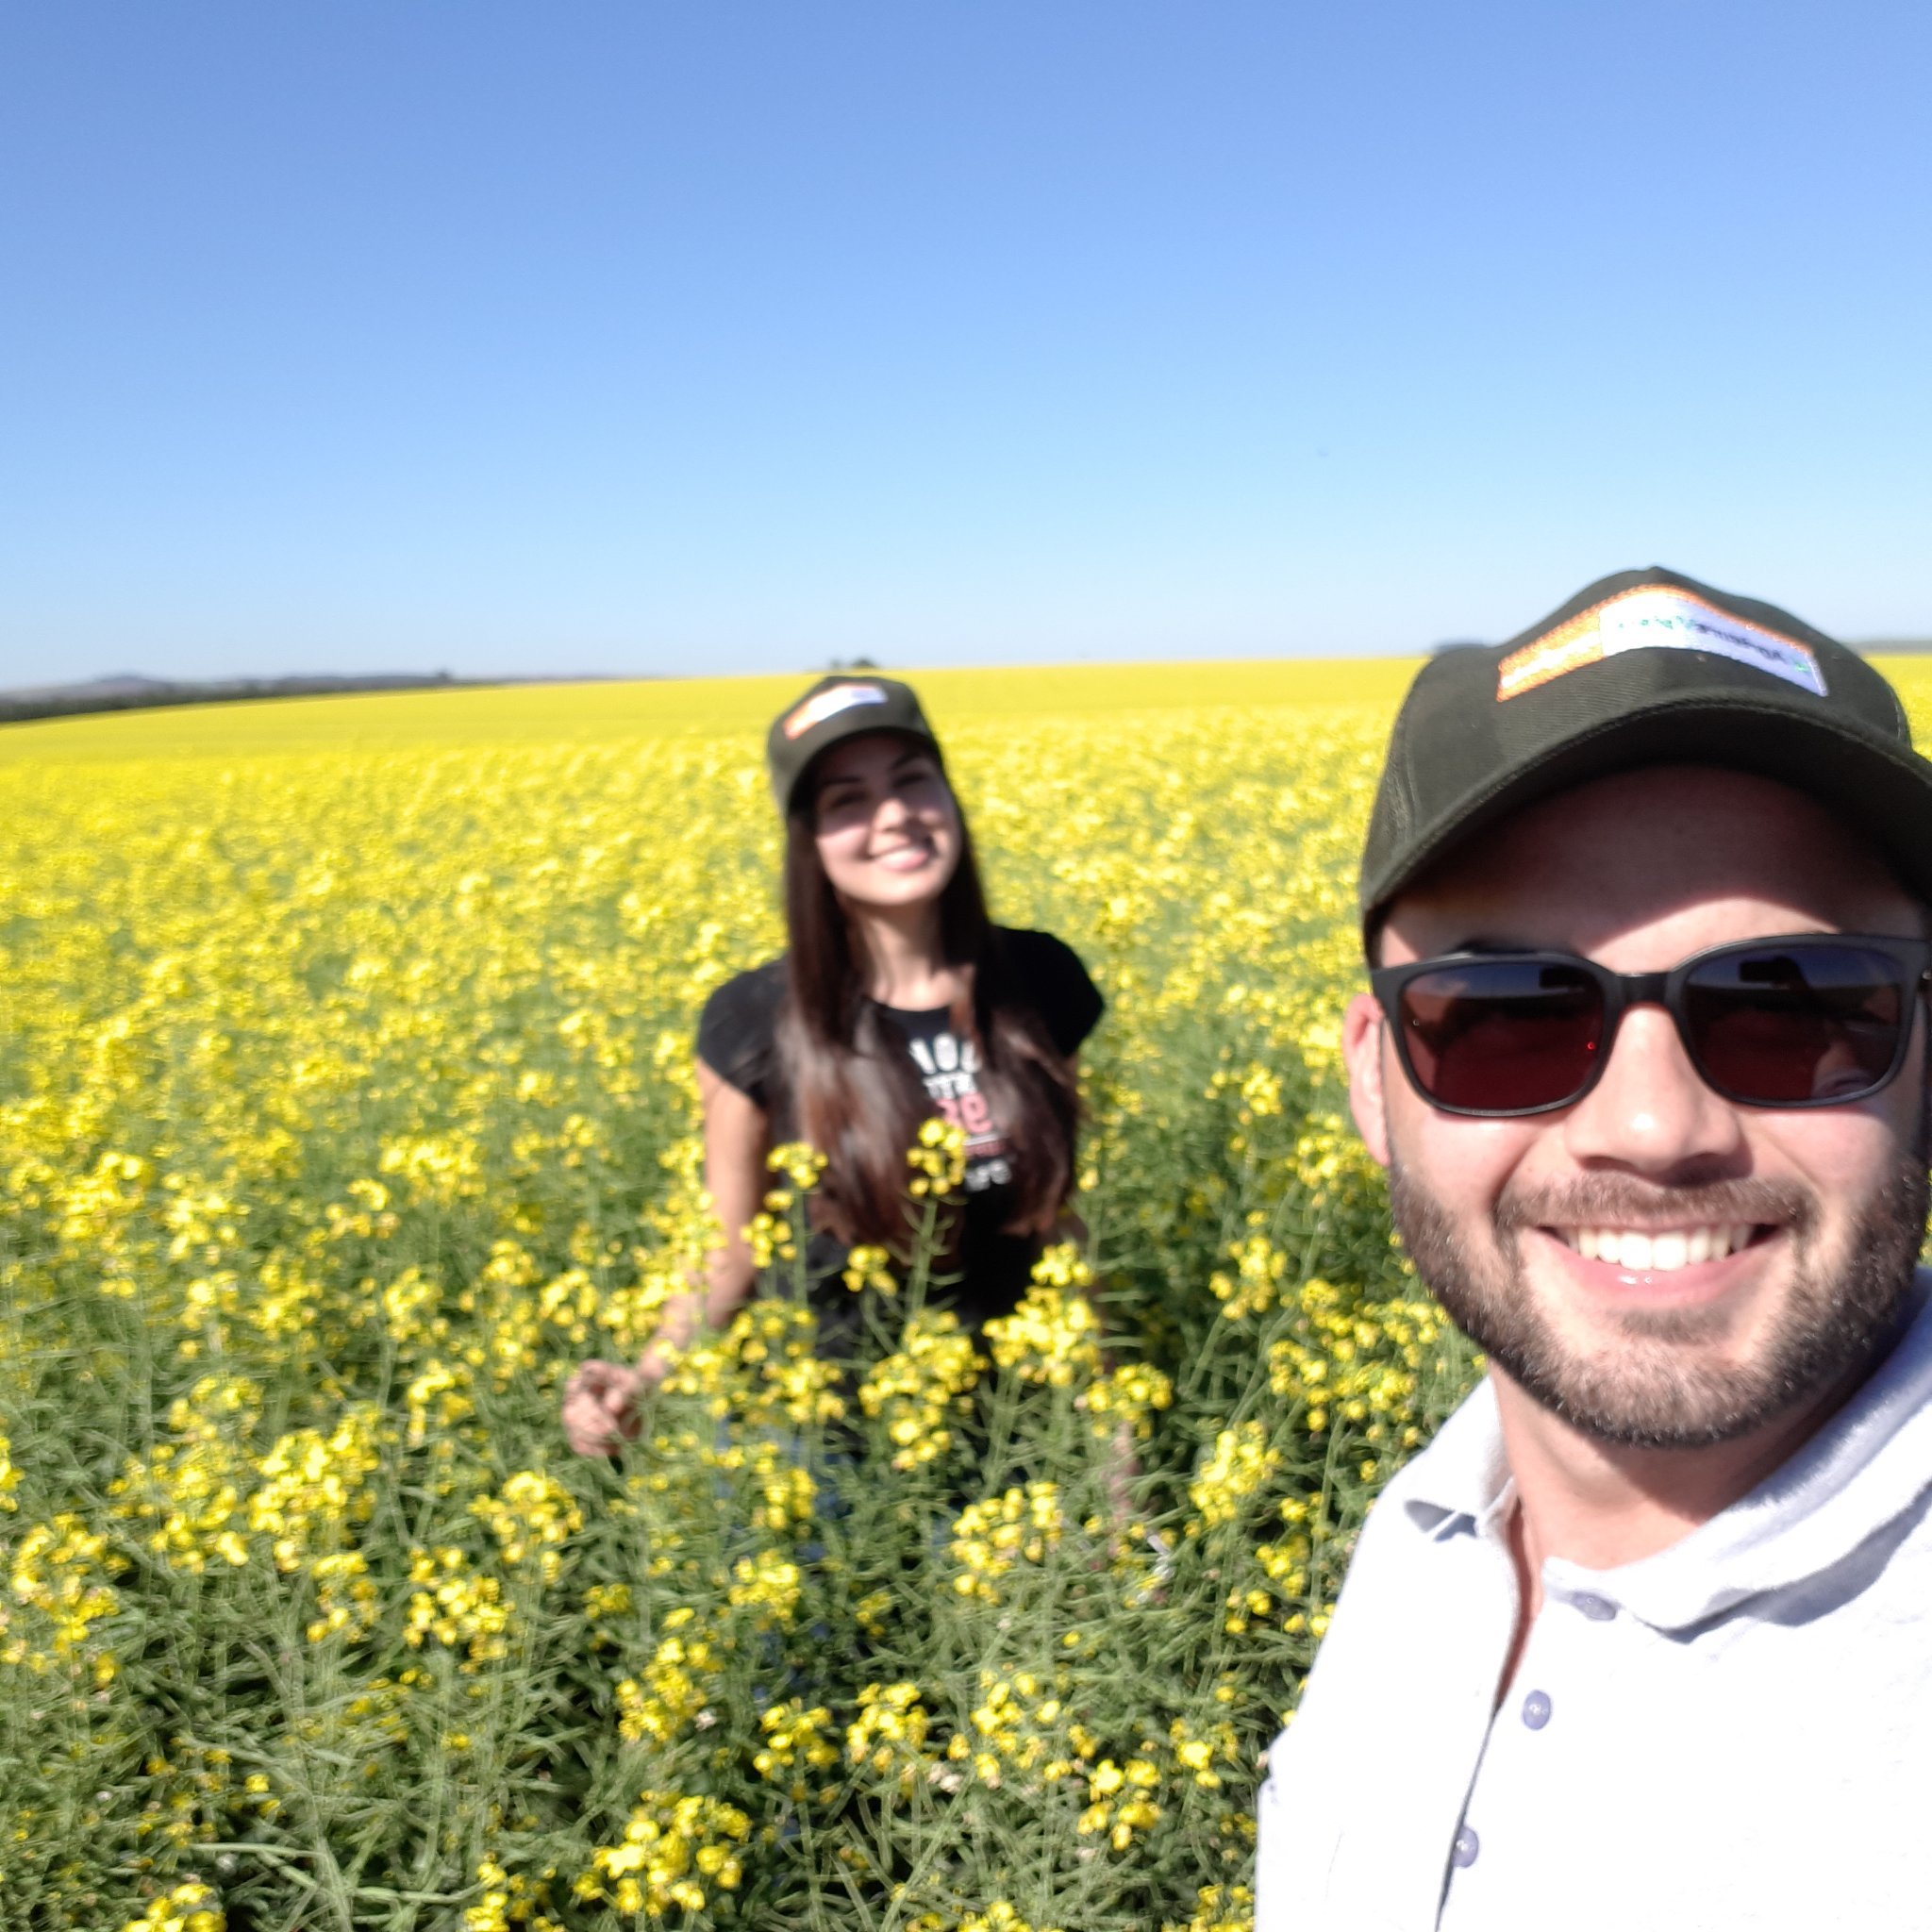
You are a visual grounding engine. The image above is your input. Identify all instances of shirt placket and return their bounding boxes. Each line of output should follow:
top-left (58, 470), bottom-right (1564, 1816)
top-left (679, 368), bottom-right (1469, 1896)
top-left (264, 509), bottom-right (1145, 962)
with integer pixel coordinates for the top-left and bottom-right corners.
top-left (1437, 1577), bottom-right (1627, 1927)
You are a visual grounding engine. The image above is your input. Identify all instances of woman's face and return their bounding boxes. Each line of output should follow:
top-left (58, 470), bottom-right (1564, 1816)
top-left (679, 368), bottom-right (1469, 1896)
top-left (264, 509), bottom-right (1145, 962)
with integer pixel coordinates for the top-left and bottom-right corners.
top-left (809, 732), bottom-right (962, 912)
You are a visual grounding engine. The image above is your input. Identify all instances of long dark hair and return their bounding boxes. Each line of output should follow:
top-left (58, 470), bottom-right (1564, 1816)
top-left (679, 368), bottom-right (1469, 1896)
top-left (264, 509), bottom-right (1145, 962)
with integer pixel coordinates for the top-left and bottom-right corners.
top-left (775, 782), bottom-right (1080, 1251)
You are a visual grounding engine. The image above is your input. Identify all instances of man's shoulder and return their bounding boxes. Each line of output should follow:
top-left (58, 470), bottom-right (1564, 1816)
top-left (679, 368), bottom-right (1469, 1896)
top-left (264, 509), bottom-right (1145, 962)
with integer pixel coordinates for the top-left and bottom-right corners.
top-left (1255, 1382), bottom-right (1518, 1932)
top-left (1280, 1378), bottom-right (1507, 1700)
top-left (1269, 1380), bottom-right (1507, 1731)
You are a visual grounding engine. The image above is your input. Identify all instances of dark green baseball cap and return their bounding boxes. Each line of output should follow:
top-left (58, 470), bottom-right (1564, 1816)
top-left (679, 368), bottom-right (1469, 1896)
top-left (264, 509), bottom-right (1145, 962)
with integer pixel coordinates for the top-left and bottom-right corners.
top-left (766, 674), bottom-right (943, 816)
top-left (1360, 565), bottom-right (1932, 939)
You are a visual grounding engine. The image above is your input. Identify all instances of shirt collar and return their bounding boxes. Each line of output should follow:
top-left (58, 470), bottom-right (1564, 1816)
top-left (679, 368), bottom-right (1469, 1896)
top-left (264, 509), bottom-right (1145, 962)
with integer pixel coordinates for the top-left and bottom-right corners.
top-left (1395, 1272), bottom-right (1932, 1631)
top-left (1397, 1374), bottom-right (1510, 1543)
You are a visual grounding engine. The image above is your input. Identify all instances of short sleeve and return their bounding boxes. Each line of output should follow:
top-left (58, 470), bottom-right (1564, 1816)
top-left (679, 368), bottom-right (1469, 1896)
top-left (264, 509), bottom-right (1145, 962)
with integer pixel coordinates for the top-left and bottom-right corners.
top-left (695, 960), bottom-right (786, 1110)
top-left (998, 928), bottom-right (1104, 1058)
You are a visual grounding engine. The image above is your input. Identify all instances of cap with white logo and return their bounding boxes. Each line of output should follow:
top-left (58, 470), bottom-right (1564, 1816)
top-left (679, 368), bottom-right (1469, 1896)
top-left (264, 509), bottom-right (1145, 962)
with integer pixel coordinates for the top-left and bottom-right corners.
top-left (1360, 565), bottom-right (1932, 936)
top-left (765, 674), bottom-right (943, 816)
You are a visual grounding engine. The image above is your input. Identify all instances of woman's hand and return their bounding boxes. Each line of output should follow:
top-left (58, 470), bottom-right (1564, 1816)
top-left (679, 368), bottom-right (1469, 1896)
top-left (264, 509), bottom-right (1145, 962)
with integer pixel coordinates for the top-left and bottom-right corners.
top-left (561, 1357), bottom-right (656, 1457)
top-left (560, 1065), bottom-right (765, 1458)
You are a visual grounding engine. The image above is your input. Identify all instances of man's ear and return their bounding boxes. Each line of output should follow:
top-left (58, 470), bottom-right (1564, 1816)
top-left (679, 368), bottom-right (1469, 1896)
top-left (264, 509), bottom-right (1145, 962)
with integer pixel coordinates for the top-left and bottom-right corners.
top-left (1342, 991), bottom-right (1392, 1170)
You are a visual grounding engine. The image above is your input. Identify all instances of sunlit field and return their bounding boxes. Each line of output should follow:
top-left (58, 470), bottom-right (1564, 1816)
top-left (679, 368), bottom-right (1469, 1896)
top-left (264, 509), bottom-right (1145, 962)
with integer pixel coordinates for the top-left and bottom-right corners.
top-left (7, 657), bottom-right (1929, 1931)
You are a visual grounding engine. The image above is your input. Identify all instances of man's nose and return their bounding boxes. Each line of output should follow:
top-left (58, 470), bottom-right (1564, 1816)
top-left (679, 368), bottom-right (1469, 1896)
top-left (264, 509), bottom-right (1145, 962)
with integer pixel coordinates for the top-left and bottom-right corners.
top-left (1560, 1002), bottom-right (1745, 1172)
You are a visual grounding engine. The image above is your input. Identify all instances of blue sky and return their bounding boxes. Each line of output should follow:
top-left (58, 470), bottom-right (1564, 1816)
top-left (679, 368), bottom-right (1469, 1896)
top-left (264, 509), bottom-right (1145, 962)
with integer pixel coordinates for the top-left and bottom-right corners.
top-left (1, 2), bottom-right (1927, 681)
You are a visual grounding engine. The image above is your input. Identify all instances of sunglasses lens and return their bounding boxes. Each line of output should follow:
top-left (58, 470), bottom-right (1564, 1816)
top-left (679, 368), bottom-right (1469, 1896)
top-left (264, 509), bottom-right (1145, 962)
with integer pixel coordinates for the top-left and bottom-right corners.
top-left (1686, 943), bottom-right (1910, 1104)
top-left (1397, 960), bottom-right (1606, 1112)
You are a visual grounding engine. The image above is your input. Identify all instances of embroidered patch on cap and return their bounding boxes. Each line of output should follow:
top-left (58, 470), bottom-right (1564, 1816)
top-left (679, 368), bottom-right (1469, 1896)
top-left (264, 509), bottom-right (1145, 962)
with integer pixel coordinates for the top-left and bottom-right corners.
top-left (1497, 589), bottom-right (1827, 702)
top-left (782, 682), bottom-right (889, 740)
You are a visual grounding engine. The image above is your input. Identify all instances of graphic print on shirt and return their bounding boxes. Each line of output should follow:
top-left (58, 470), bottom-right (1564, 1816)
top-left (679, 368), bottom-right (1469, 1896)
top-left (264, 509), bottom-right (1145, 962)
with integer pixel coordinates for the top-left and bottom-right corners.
top-left (905, 1029), bottom-right (1011, 1192)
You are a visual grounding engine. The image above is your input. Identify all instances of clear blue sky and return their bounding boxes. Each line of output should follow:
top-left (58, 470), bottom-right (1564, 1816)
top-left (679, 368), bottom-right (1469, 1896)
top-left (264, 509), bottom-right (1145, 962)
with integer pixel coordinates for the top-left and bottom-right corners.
top-left (2, 3), bottom-right (1927, 682)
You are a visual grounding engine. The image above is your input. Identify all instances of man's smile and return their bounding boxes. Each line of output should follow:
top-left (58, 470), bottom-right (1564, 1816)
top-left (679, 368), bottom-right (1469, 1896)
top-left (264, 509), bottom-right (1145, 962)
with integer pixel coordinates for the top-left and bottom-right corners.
top-left (1523, 1220), bottom-right (1789, 1313)
top-left (1550, 1224), bottom-right (1768, 1271)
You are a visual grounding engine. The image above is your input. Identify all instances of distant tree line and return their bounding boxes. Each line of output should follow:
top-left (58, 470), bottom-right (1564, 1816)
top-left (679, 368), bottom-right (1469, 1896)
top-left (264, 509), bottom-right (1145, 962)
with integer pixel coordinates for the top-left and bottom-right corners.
top-left (0, 672), bottom-right (470, 727)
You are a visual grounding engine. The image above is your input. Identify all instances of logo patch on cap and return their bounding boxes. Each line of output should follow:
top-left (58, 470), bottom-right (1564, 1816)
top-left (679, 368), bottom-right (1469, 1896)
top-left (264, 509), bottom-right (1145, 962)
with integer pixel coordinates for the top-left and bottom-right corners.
top-left (1497, 589), bottom-right (1826, 702)
top-left (782, 682), bottom-right (889, 740)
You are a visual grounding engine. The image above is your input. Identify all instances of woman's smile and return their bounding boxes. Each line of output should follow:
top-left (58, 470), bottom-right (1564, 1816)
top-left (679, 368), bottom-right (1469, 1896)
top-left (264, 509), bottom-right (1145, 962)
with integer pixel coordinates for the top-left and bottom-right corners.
top-left (868, 838), bottom-right (939, 872)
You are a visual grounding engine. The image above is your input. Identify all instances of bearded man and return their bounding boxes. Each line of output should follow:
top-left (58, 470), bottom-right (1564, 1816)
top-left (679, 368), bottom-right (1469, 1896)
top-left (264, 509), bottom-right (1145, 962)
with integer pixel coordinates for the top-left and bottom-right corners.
top-left (1254, 568), bottom-right (1932, 1932)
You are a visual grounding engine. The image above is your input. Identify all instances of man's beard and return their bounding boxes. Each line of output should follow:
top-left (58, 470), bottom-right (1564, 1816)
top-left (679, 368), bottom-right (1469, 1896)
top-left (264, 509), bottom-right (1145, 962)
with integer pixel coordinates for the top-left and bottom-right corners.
top-left (1389, 1153), bottom-right (1929, 1448)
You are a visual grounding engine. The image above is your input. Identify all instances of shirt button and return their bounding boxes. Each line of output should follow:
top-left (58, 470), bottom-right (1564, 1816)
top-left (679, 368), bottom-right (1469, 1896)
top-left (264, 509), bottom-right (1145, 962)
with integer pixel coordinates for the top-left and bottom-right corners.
top-left (1452, 1824), bottom-right (1480, 1868)
top-left (1521, 1689), bottom-right (1552, 1730)
top-left (1572, 1591), bottom-right (1617, 1622)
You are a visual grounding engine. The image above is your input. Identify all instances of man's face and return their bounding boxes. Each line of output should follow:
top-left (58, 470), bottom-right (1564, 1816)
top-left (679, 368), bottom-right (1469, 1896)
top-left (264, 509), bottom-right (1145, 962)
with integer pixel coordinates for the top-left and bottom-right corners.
top-left (1342, 765), bottom-right (1931, 1448)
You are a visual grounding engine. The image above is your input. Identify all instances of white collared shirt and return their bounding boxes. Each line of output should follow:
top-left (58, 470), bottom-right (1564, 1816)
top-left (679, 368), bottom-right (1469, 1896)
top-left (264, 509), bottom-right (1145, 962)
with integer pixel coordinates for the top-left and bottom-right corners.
top-left (1254, 1274), bottom-right (1932, 1932)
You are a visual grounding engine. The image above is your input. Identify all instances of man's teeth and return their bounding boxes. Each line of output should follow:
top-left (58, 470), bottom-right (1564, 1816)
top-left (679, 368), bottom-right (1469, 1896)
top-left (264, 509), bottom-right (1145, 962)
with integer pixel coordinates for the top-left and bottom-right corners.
top-left (1562, 1225), bottom-right (1757, 1271)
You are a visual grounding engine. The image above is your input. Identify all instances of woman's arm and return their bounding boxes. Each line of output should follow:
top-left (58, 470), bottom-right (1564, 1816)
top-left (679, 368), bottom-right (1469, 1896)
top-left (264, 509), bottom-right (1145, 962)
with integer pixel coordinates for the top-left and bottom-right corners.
top-left (560, 1059), bottom-right (769, 1455)
top-left (636, 1061), bottom-right (767, 1377)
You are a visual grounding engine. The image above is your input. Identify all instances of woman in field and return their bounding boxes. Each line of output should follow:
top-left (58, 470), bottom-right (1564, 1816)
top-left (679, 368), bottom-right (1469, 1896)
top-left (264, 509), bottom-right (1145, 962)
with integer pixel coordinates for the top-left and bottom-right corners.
top-left (561, 674), bottom-right (1103, 1455)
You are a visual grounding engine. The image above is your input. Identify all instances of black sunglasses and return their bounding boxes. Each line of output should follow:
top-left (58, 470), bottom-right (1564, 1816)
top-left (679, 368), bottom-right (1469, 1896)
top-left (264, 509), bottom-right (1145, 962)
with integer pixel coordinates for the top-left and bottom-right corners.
top-left (1370, 933), bottom-right (1932, 1119)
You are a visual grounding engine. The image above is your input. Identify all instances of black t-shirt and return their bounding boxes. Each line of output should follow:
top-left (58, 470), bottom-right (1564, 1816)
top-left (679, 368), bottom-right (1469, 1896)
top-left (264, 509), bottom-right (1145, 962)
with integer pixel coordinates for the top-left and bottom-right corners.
top-left (695, 927), bottom-right (1103, 1347)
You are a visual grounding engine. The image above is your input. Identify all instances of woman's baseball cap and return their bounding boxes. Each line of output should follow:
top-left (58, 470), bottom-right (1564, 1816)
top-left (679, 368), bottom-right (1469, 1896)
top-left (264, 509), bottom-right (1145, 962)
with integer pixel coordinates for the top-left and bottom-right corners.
top-left (1360, 565), bottom-right (1932, 938)
top-left (766, 675), bottom-right (943, 816)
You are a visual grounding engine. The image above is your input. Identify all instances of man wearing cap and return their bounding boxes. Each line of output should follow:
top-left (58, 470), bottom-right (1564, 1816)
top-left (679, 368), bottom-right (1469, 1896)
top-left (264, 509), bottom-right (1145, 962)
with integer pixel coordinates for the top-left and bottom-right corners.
top-left (1253, 568), bottom-right (1932, 1931)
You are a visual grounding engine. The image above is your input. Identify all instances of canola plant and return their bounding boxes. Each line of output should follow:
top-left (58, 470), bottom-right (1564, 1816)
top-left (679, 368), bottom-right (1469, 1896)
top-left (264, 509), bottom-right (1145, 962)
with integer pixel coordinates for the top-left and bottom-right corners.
top-left (11, 661), bottom-right (1923, 1929)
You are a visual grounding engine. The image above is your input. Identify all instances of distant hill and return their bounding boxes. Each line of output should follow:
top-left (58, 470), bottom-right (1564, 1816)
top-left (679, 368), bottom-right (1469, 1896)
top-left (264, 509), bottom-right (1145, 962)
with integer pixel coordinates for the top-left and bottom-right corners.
top-left (0, 672), bottom-right (475, 725)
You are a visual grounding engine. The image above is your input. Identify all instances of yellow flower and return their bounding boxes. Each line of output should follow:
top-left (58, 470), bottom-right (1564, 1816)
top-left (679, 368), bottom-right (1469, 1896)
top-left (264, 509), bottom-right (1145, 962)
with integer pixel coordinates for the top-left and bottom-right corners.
top-left (1081, 1358), bottom-right (1174, 1441)
top-left (949, 1483), bottom-right (1068, 1605)
top-left (472, 1469), bottom-right (585, 1584)
top-left (858, 1309), bottom-right (986, 1469)
top-left (616, 1627), bottom-right (723, 1746)
top-left (726, 1548), bottom-right (803, 1628)
top-left (767, 1141), bottom-right (828, 1191)
top-left (119, 1881), bottom-right (225, 1932)
top-left (1162, 1884), bottom-right (1256, 1932)
top-left (907, 1117), bottom-right (968, 1194)
top-left (1190, 1421), bottom-right (1280, 1530)
top-left (247, 1406), bottom-right (383, 1571)
top-left (576, 1789), bottom-right (750, 1916)
top-left (958, 1906), bottom-right (1063, 1932)
top-left (8, 1512), bottom-right (125, 1669)
top-left (402, 1548), bottom-right (511, 1663)
top-left (847, 1681), bottom-right (933, 1785)
top-left (984, 1277), bottom-right (1101, 1389)
top-left (841, 1241), bottom-right (897, 1293)
top-left (753, 1697), bottom-right (841, 1798)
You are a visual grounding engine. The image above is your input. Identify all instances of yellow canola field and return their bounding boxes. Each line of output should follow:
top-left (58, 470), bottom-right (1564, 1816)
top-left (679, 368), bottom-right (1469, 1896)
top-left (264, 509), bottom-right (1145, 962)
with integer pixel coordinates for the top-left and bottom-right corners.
top-left (5, 655), bottom-right (1929, 1931)
top-left (0, 658), bottom-right (1424, 760)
